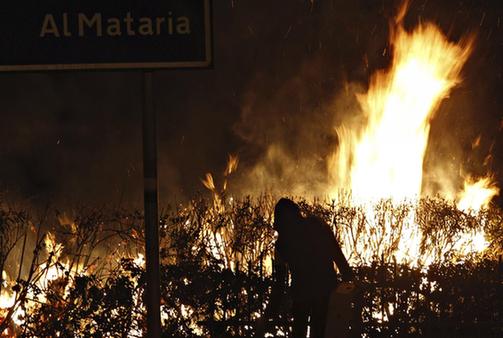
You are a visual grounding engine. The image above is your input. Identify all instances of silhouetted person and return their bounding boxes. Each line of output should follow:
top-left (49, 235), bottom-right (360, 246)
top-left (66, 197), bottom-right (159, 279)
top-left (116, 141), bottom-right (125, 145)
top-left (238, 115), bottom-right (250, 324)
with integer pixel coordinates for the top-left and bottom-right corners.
top-left (256, 198), bottom-right (354, 338)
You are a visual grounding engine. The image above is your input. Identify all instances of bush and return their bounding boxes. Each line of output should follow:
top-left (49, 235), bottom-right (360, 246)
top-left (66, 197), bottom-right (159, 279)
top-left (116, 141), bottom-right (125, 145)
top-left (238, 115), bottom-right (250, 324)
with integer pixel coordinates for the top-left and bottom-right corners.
top-left (0, 197), bottom-right (501, 337)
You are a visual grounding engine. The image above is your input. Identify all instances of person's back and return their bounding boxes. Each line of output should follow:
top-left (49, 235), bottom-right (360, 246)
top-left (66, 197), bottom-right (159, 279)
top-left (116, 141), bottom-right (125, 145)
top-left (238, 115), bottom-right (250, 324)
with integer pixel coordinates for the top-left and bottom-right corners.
top-left (276, 215), bottom-right (338, 301)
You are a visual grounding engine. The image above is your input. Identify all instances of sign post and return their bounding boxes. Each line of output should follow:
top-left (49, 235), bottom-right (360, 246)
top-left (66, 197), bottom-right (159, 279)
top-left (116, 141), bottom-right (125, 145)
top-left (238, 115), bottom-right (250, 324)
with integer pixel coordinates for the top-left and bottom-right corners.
top-left (142, 71), bottom-right (161, 336)
top-left (0, 1), bottom-right (213, 337)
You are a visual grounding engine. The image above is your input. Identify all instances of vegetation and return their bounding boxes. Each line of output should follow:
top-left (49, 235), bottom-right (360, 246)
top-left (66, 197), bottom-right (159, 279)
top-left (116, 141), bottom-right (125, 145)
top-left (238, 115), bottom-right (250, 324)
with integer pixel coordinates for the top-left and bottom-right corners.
top-left (0, 197), bottom-right (501, 337)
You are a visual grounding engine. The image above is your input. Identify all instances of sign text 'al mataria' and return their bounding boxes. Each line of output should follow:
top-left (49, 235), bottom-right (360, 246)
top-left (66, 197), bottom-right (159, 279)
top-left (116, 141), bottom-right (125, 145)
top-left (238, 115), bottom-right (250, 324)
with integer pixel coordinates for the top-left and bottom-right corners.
top-left (0, 0), bottom-right (212, 71)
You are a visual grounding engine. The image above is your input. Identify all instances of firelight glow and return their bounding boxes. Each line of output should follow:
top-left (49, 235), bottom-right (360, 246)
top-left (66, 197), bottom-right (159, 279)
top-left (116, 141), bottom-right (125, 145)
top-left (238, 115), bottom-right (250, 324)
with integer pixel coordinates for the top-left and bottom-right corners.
top-left (328, 2), bottom-right (499, 264)
top-left (457, 176), bottom-right (500, 212)
top-left (329, 5), bottom-right (473, 204)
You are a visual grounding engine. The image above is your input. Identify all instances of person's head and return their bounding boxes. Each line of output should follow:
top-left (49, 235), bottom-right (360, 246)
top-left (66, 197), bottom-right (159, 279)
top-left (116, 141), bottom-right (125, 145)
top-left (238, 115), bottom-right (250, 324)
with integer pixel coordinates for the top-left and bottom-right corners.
top-left (273, 198), bottom-right (302, 233)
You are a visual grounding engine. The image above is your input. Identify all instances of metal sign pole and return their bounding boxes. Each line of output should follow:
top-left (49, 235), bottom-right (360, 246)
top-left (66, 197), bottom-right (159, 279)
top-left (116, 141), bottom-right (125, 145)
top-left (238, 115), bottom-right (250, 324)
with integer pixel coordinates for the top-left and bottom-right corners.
top-left (142, 71), bottom-right (161, 337)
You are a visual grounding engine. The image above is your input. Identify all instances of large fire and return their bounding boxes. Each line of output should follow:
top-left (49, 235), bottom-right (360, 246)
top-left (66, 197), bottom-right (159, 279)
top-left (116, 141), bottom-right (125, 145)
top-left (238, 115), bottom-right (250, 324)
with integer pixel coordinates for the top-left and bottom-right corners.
top-left (326, 2), bottom-right (499, 264)
top-left (330, 4), bottom-right (473, 203)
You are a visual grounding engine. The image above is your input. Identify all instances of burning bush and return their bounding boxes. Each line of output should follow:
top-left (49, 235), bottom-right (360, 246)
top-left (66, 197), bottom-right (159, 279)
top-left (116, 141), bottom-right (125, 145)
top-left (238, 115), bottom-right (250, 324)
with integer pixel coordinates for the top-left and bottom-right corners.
top-left (0, 197), bottom-right (501, 337)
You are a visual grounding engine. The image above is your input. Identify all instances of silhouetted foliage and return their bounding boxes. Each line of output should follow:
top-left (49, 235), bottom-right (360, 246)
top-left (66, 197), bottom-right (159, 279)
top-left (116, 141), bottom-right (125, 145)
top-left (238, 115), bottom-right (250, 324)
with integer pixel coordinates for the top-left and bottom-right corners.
top-left (0, 197), bottom-right (501, 337)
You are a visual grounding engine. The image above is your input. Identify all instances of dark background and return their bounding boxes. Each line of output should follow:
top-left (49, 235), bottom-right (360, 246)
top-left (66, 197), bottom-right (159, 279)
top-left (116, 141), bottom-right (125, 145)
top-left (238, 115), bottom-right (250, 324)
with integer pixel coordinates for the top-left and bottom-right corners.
top-left (0, 0), bottom-right (501, 209)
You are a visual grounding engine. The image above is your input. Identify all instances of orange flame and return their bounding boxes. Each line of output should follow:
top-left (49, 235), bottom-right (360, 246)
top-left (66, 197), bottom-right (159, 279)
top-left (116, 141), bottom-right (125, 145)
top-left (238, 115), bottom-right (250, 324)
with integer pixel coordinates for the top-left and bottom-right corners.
top-left (224, 154), bottom-right (239, 177)
top-left (201, 173), bottom-right (216, 191)
top-left (457, 175), bottom-right (500, 212)
top-left (329, 3), bottom-right (473, 204)
top-left (327, 2), bottom-right (498, 264)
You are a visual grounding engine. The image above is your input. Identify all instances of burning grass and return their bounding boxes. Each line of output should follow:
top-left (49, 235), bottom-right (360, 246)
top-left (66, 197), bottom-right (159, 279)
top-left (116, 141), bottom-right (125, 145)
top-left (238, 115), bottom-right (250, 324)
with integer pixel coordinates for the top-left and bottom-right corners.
top-left (0, 197), bottom-right (501, 337)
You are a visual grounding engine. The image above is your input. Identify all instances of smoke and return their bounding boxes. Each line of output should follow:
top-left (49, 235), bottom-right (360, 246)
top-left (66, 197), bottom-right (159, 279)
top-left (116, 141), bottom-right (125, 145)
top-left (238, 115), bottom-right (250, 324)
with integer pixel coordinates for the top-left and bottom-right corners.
top-left (0, 0), bottom-right (501, 208)
top-left (231, 58), bottom-right (331, 198)
top-left (229, 0), bottom-right (503, 204)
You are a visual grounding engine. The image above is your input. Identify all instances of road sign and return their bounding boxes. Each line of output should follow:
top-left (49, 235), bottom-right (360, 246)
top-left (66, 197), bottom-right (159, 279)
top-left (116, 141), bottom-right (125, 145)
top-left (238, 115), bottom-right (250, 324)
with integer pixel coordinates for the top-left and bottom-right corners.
top-left (0, 0), bottom-right (212, 71)
top-left (0, 2), bottom-right (213, 336)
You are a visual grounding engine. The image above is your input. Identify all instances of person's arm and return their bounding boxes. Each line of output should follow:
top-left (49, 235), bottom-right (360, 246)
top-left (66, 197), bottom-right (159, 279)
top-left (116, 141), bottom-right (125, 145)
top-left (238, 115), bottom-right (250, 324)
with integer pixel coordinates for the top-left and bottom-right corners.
top-left (332, 239), bottom-right (354, 281)
top-left (326, 225), bottom-right (353, 281)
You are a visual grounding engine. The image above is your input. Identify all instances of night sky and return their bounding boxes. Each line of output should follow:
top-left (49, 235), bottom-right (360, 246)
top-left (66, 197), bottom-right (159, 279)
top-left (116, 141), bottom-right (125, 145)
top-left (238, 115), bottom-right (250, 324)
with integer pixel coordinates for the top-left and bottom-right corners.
top-left (0, 0), bottom-right (502, 209)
